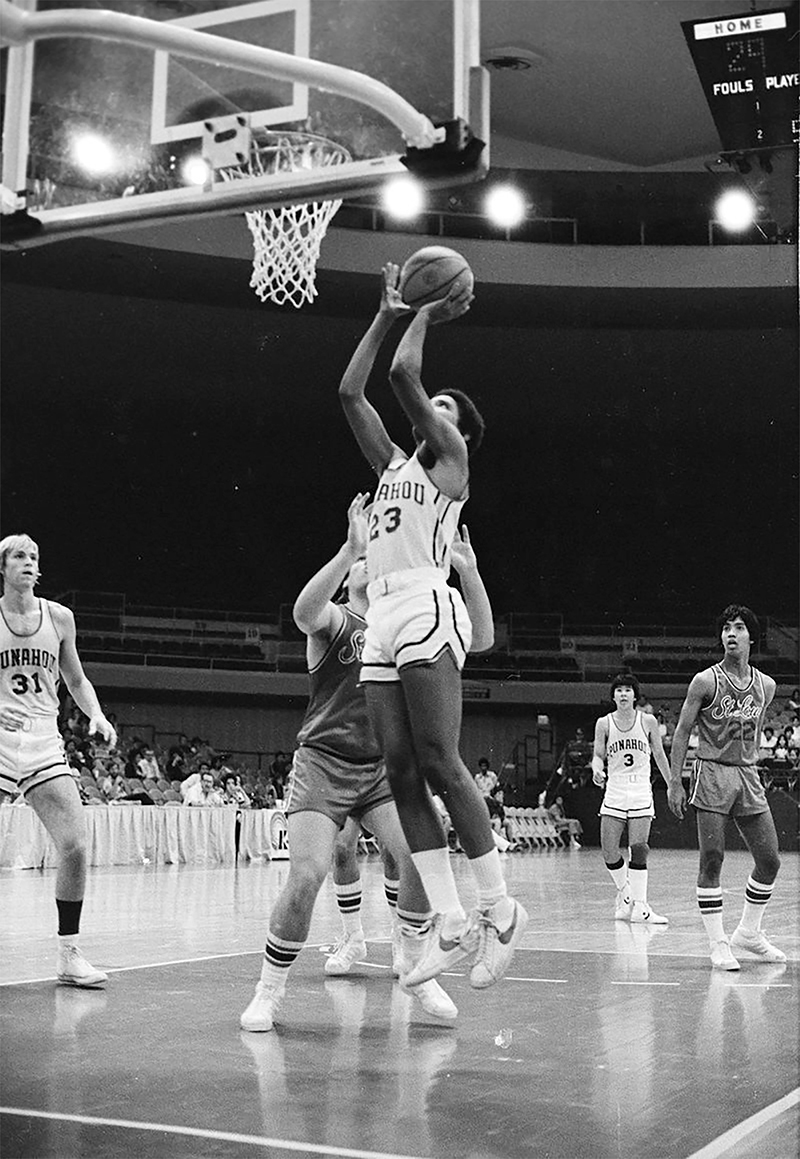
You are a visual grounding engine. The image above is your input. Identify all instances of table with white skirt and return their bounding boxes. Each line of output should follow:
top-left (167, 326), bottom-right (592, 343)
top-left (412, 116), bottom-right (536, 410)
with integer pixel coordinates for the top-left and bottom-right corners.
top-left (0, 804), bottom-right (289, 870)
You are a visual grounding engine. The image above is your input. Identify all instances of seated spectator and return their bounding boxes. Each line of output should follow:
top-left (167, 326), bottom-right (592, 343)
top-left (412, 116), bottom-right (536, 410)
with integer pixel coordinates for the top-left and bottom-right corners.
top-left (532, 791), bottom-right (550, 820)
top-left (136, 746), bottom-right (161, 782)
top-left (760, 726), bottom-right (778, 755)
top-left (548, 795), bottom-right (582, 849)
top-left (789, 715), bottom-right (800, 749)
top-left (269, 750), bottom-right (292, 796)
top-left (772, 734), bottom-right (790, 764)
top-left (165, 734), bottom-right (191, 781)
top-left (184, 771), bottom-right (224, 806)
top-left (473, 757), bottom-right (498, 798)
top-left (787, 688), bottom-right (800, 714)
top-left (221, 771), bottom-right (251, 809)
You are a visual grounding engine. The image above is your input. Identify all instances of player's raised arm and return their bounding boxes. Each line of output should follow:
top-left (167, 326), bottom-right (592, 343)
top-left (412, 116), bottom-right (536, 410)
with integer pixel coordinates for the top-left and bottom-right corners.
top-left (293, 493), bottom-right (369, 638)
top-left (339, 264), bottom-right (409, 474)
top-left (388, 285), bottom-right (473, 462)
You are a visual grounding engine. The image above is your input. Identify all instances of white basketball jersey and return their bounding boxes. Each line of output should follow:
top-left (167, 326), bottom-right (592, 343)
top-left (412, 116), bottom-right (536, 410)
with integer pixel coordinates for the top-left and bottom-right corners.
top-left (605, 711), bottom-right (651, 782)
top-left (366, 452), bottom-right (466, 582)
top-left (0, 599), bottom-right (61, 719)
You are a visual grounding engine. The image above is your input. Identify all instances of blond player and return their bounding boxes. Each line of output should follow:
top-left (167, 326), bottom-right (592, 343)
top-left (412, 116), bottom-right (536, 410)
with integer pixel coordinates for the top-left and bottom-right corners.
top-left (0, 533), bottom-right (117, 986)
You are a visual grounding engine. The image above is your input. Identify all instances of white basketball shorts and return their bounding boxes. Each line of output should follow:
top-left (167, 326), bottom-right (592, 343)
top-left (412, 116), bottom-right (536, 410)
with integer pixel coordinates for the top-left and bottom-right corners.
top-left (361, 568), bottom-right (472, 684)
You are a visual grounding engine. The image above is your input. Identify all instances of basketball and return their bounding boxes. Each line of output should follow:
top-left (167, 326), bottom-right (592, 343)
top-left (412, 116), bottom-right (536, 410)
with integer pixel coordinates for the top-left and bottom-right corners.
top-left (399, 246), bottom-right (474, 309)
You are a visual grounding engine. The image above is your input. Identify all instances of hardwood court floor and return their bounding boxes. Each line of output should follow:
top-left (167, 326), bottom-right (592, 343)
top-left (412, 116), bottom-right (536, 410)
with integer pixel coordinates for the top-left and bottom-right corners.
top-left (1, 847), bottom-right (798, 1159)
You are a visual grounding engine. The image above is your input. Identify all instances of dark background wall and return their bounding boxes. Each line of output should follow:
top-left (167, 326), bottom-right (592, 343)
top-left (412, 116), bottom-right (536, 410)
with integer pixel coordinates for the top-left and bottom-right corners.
top-left (1, 248), bottom-right (797, 624)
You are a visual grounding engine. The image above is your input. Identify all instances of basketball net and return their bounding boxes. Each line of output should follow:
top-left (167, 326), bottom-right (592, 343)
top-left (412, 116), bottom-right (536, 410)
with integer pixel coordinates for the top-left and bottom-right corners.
top-left (221, 131), bottom-right (351, 309)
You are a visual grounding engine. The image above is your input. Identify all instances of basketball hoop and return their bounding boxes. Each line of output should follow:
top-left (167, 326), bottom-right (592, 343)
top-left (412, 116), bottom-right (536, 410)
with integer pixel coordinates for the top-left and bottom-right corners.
top-left (221, 130), bottom-right (351, 309)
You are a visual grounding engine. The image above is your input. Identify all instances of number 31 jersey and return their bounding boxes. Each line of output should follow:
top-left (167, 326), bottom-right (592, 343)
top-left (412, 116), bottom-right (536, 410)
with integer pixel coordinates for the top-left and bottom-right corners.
top-left (0, 599), bottom-right (61, 719)
top-left (367, 452), bottom-right (466, 582)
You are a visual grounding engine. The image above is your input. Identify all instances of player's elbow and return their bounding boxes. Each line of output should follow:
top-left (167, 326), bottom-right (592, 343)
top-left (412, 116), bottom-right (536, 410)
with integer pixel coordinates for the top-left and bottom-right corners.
top-left (470, 626), bottom-right (495, 653)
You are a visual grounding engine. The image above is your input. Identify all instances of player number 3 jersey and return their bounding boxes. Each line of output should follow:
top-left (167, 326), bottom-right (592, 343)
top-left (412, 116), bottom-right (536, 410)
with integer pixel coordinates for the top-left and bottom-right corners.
top-left (605, 711), bottom-right (651, 783)
top-left (366, 452), bottom-right (466, 582)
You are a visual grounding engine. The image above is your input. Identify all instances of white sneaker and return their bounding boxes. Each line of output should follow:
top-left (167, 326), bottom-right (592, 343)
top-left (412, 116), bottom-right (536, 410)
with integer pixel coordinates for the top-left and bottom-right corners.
top-left (730, 927), bottom-right (787, 963)
top-left (630, 901), bottom-right (668, 925)
top-left (240, 982), bottom-right (282, 1032)
top-left (56, 945), bottom-right (107, 988)
top-left (614, 890), bottom-right (632, 921)
top-left (406, 978), bottom-right (458, 1020)
top-left (402, 914), bottom-right (479, 987)
top-left (710, 938), bottom-right (741, 971)
top-left (469, 899), bottom-right (529, 990)
top-left (324, 931), bottom-right (367, 975)
top-left (391, 925), bottom-right (404, 979)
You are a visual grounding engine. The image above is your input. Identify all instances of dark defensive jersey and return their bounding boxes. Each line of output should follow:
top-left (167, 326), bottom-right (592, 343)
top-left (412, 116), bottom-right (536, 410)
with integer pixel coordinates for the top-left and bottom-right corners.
top-left (695, 663), bottom-right (768, 766)
top-left (295, 606), bottom-right (380, 763)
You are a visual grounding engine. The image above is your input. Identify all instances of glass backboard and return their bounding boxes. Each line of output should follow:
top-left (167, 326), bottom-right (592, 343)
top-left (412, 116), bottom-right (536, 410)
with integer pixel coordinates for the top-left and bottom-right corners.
top-left (0, 0), bottom-right (486, 246)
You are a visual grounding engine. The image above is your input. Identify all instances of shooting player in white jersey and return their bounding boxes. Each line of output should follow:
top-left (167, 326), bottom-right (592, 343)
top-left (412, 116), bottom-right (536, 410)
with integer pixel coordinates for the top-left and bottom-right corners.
top-left (668, 604), bottom-right (785, 971)
top-left (0, 533), bottom-right (117, 987)
top-left (592, 673), bottom-right (670, 925)
top-left (339, 264), bottom-right (527, 993)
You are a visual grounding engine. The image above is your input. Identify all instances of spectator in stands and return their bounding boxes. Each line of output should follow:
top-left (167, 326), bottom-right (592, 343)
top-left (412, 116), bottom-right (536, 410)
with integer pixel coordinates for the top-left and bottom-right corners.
top-left (101, 769), bottom-right (126, 801)
top-left (221, 771), bottom-right (251, 808)
top-left (787, 689), bottom-right (800, 714)
top-left (558, 727), bottom-right (593, 786)
top-left (532, 791), bottom-right (550, 821)
top-left (184, 770), bottom-right (224, 806)
top-left (269, 751), bottom-right (292, 796)
top-left (772, 734), bottom-right (790, 764)
top-left (789, 716), bottom-right (800, 749)
top-left (548, 795), bottom-right (582, 850)
top-left (759, 726), bottom-right (778, 756)
top-left (473, 757), bottom-right (498, 798)
top-left (136, 746), bottom-right (161, 782)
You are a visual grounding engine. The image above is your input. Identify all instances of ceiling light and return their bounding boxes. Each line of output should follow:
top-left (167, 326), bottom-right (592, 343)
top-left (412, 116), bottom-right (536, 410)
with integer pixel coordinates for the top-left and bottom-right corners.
top-left (714, 189), bottom-right (757, 232)
top-left (485, 184), bottom-right (526, 228)
top-left (71, 132), bottom-right (116, 176)
top-left (382, 176), bottom-right (424, 220)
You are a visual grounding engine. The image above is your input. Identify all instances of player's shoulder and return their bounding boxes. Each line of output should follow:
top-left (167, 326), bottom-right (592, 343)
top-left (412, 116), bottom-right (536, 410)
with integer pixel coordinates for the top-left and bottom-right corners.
top-left (46, 600), bottom-right (75, 628)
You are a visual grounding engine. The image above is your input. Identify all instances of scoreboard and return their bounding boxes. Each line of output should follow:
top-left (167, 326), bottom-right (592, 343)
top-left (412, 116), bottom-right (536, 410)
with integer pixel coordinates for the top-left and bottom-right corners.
top-left (681, 2), bottom-right (799, 154)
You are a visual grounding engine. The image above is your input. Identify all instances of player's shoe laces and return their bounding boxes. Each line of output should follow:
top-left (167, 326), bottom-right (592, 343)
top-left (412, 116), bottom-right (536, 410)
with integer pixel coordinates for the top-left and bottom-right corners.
top-left (709, 938), bottom-right (741, 971)
top-left (405, 978), bottom-right (458, 1020)
top-left (469, 898), bottom-right (529, 990)
top-left (324, 931), bottom-right (367, 975)
top-left (730, 927), bottom-right (787, 963)
top-left (614, 890), bottom-right (632, 921)
top-left (402, 913), bottom-right (479, 987)
top-left (240, 982), bottom-right (282, 1032)
top-left (56, 945), bottom-right (107, 988)
top-left (629, 901), bottom-right (668, 925)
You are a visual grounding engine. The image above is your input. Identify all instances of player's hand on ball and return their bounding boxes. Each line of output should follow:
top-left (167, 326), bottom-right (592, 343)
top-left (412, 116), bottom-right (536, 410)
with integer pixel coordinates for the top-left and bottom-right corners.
top-left (420, 282), bottom-right (474, 324)
top-left (380, 263), bottom-right (412, 318)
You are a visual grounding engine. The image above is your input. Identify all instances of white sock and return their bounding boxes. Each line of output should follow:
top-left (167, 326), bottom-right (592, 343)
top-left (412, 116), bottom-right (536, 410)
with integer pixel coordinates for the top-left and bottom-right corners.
top-left (697, 886), bottom-right (725, 944)
top-left (410, 847), bottom-right (465, 928)
top-left (628, 867), bottom-right (648, 905)
top-left (469, 848), bottom-right (509, 910)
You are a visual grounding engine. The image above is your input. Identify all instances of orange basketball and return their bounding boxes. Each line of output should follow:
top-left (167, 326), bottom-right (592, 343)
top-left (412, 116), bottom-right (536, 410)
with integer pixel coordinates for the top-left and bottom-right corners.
top-left (399, 246), bottom-right (474, 309)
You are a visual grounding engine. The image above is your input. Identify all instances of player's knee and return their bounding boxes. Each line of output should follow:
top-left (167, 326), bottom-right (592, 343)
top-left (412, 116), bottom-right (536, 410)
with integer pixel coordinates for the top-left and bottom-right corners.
top-left (629, 841), bottom-right (649, 862)
top-left (700, 848), bottom-right (724, 878)
top-left (331, 841), bottom-right (356, 874)
top-left (289, 860), bottom-right (328, 903)
top-left (755, 849), bottom-right (781, 880)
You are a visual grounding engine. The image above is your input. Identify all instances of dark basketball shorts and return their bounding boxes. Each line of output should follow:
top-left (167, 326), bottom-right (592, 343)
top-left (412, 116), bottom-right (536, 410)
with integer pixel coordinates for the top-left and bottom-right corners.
top-left (688, 759), bottom-right (768, 816)
top-left (284, 744), bottom-right (393, 828)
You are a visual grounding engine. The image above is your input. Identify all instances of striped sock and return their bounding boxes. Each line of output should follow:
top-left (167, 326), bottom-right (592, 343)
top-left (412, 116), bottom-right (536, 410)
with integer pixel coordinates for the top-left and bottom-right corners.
top-left (334, 881), bottom-right (364, 935)
top-left (383, 876), bottom-right (399, 917)
top-left (697, 886), bottom-right (725, 943)
top-left (738, 875), bottom-right (774, 933)
top-left (260, 932), bottom-right (304, 991)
